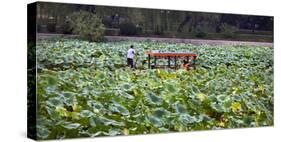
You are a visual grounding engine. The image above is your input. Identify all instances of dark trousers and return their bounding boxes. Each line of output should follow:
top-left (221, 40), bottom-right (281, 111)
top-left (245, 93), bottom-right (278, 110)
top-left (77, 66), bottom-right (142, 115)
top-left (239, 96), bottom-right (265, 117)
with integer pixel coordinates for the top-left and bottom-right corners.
top-left (127, 58), bottom-right (134, 68)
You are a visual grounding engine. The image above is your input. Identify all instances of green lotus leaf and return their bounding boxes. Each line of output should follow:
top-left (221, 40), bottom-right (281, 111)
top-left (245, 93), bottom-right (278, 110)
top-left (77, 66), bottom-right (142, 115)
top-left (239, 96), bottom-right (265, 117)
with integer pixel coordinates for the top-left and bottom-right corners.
top-left (46, 97), bottom-right (64, 107)
top-left (122, 83), bottom-right (132, 90)
top-left (62, 123), bottom-right (81, 129)
top-left (108, 128), bottom-right (121, 136)
top-left (211, 103), bottom-right (226, 113)
top-left (91, 102), bottom-right (104, 111)
top-left (119, 91), bottom-right (135, 99)
top-left (80, 110), bottom-right (94, 118)
top-left (145, 93), bottom-right (163, 105)
top-left (153, 108), bottom-right (171, 118)
top-left (217, 95), bottom-right (227, 102)
top-left (37, 127), bottom-right (50, 139)
top-left (174, 102), bottom-right (186, 114)
top-left (61, 92), bottom-right (76, 99)
top-left (146, 115), bottom-right (163, 127)
top-left (89, 117), bottom-right (96, 127)
top-left (54, 59), bottom-right (64, 64)
top-left (108, 103), bottom-right (130, 116)
top-left (159, 127), bottom-right (169, 132)
top-left (45, 75), bottom-right (58, 86)
top-left (178, 114), bottom-right (196, 124)
top-left (166, 83), bottom-right (177, 93)
top-left (99, 117), bottom-right (125, 126)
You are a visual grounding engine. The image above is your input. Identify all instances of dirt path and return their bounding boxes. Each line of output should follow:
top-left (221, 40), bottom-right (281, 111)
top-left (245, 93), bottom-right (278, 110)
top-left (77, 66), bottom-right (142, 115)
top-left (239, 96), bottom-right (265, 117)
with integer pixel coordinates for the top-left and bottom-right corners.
top-left (37, 33), bottom-right (273, 47)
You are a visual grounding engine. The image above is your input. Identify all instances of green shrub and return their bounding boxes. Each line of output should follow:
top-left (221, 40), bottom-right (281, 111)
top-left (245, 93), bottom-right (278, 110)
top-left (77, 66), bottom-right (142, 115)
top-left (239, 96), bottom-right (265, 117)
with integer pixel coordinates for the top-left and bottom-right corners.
top-left (105, 28), bottom-right (120, 36)
top-left (220, 23), bottom-right (237, 38)
top-left (69, 11), bottom-right (105, 42)
top-left (102, 16), bottom-right (112, 27)
top-left (195, 31), bottom-right (207, 38)
top-left (119, 22), bottom-right (137, 35)
top-left (154, 25), bottom-right (164, 35)
top-left (61, 21), bottom-right (73, 34)
top-left (136, 27), bottom-right (143, 35)
top-left (194, 24), bottom-right (207, 38)
top-left (37, 24), bottom-right (47, 33)
top-left (47, 23), bottom-right (56, 33)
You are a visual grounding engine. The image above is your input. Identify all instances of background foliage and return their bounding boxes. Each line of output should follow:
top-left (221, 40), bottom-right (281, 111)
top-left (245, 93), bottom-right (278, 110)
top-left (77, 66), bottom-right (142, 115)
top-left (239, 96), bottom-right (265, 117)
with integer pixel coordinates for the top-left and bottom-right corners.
top-left (36, 2), bottom-right (273, 42)
top-left (69, 11), bottom-right (105, 42)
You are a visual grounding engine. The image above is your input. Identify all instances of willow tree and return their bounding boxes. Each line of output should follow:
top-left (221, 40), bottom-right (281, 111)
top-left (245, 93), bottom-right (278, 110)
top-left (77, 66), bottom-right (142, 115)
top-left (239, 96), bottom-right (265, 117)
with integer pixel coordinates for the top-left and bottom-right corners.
top-left (177, 12), bottom-right (220, 33)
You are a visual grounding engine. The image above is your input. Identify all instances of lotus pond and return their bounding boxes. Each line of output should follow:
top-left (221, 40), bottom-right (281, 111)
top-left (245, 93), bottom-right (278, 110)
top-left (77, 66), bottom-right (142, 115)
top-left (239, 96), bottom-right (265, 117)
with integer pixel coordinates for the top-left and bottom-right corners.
top-left (36, 39), bottom-right (273, 139)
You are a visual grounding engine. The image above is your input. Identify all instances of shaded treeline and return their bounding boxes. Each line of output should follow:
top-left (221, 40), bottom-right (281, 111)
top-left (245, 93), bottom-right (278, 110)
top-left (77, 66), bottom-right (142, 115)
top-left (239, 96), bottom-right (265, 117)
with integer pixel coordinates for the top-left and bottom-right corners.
top-left (36, 2), bottom-right (273, 41)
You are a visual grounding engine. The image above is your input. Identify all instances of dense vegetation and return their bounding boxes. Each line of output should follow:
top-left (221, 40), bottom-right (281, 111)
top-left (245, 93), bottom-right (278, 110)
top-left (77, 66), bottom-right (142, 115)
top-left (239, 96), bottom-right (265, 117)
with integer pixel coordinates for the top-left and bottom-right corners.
top-left (68, 11), bottom-right (105, 42)
top-left (36, 2), bottom-right (273, 42)
top-left (36, 39), bottom-right (273, 140)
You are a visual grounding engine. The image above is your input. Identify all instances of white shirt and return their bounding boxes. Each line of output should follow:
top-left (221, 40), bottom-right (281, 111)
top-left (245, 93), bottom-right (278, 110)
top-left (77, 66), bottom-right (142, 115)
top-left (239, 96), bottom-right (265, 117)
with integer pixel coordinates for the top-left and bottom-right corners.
top-left (127, 48), bottom-right (135, 59)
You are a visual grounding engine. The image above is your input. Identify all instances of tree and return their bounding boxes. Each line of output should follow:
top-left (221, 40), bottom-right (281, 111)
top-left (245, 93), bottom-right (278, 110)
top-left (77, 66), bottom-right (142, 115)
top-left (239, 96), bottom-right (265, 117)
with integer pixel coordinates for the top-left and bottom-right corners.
top-left (69, 11), bottom-right (105, 42)
top-left (177, 12), bottom-right (220, 33)
top-left (177, 14), bottom-right (191, 33)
